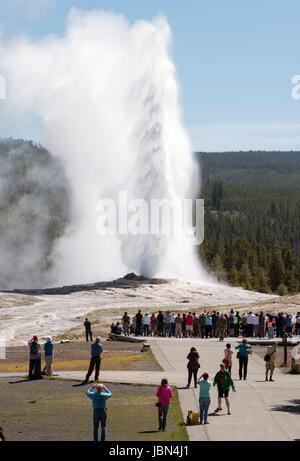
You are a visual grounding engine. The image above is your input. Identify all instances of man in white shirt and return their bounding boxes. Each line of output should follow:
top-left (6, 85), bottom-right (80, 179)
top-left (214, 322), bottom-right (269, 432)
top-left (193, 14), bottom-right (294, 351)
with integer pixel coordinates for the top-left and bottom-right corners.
top-left (143, 313), bottom-right (150, 337)
top-left (246, 312), bottom-right (255, 337)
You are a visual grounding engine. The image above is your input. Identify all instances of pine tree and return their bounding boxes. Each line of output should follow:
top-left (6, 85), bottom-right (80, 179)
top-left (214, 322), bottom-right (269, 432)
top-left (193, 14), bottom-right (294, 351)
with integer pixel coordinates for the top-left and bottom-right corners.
top-left (269, 245), bottom-right (285, 291)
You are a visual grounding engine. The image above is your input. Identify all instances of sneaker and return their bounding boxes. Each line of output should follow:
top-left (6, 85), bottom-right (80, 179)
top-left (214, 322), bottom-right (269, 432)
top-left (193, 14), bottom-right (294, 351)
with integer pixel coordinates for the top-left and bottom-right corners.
top-left (265, 377), bottom-right (268, 381)
top-left (199, 420), bottom-right (203, 425)
top-left (204, 421), bottom-right (210, 424)
top-left (215, 407), bottom-right (222, 413)
top-left (269, 378), bottom-right (274, 382)
top-left (228, 410), bottom-right (231, 415)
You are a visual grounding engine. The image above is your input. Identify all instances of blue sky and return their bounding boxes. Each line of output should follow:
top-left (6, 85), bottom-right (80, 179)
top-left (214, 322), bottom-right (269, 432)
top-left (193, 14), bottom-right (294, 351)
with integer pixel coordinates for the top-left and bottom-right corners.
top-left (1, 0), bottom-right (300, 151)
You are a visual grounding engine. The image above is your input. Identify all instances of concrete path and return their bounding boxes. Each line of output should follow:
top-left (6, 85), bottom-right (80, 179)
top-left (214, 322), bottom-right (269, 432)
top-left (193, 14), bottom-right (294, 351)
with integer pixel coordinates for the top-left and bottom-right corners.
top-left (1, 337), bottom-right (299, 441)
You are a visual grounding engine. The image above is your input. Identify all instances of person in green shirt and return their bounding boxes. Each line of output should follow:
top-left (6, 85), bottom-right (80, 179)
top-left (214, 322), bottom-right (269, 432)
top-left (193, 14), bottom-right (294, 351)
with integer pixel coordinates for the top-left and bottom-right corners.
top-left (213, 363), bottom-right (236, 415)
top-left (198, 373), bottom-right (212, 424)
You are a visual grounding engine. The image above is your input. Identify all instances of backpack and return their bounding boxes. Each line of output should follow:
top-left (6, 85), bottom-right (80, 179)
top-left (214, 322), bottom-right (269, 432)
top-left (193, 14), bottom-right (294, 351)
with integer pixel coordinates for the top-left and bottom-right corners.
top-left (264, 354), bottom-right (271, 362)
top-left (30, 342), bottom-right (38, 355)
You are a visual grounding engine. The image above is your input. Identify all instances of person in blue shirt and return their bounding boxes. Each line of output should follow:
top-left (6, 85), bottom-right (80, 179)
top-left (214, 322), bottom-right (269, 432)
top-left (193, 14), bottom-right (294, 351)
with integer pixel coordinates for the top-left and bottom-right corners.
top-left (205, 315), bottom-right (212, 338)
top-left (198, 373), bottom-right (212, 424)
top-left (83, 337), bottom-right (103, 384)
top-left (44, 337), bottom-right (54, 376)
top-left (86, 383), bottom-right (112, 441)
top-left (235, 339), bottom-right (252, 380)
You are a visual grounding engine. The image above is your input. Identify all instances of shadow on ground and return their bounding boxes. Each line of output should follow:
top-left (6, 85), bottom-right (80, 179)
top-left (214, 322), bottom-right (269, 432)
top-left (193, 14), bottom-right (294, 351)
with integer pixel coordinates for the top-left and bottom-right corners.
top-left (271, 400), bottom-right (300, 414)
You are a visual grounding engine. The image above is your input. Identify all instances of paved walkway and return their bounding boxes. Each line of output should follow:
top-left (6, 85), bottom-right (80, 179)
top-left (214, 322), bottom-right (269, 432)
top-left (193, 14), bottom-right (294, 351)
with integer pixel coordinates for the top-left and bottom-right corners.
top-left (1, 338), bottom-right (299, 441)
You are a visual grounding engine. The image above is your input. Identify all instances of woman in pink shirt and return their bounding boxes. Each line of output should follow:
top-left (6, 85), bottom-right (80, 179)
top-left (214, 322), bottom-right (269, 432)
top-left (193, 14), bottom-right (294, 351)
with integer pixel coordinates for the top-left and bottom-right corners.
top-left (156, 378), bottom-right (173, 431)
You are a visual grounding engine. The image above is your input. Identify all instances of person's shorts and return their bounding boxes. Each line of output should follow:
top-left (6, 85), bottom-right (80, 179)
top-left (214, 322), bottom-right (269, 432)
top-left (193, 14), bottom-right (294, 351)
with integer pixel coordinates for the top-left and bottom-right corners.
top-left (265, 361), bottom-right (275, 371)
top-left (217, 386), bottom-right (229, 398)
top-left (186, 325), bottom-right (193, 332)
top-left (285, 326), bottom-right (292, 333)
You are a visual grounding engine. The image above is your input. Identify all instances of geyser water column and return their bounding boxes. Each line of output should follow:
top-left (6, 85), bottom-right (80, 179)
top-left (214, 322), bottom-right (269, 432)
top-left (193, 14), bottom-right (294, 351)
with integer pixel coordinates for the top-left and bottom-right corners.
top-left (1, 9), bottom-right (207, 284)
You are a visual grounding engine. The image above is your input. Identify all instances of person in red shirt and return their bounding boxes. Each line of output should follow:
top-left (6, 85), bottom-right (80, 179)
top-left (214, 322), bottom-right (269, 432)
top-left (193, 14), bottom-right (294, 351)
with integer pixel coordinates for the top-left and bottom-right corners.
top-left (186, 312), bottom-right (194, 337)
top-left (156, 379), bottom-right (173, 431)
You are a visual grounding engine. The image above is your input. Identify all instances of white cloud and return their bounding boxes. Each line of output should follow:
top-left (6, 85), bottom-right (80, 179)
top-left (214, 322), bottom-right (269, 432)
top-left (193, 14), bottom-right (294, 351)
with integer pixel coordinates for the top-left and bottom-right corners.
top-left (189, 120), bottom-right (300, 152)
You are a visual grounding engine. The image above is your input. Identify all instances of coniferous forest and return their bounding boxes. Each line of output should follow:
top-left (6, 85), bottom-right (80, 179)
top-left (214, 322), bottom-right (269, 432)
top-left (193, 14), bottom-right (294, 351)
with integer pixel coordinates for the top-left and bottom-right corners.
top-left (198, 151), bottom-right (300, 294)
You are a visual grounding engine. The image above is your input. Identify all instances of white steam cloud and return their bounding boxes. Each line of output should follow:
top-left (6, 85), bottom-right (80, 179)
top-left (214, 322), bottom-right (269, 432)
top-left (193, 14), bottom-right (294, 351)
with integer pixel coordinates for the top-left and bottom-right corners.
top-left (0, 9), bottom-right (207, 286)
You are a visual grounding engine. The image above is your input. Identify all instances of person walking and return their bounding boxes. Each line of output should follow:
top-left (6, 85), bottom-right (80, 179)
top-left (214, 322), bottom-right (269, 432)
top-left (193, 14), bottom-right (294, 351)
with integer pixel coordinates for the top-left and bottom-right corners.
top-left (44, 337), bottom-right (54, 377)
top-left (84, 318), bottom-right (93, 342)
top-left (213, 363), bottom-right (236, 415)
top-left (156, 378), bottom-right (173, 431)
top-left (175, 313), bottom-right (183, 338)
top-left (86, 383), bottom-right (112, 441)
top-left (217, 314), bottom-right (227, 341)
top-left (122, 312), bottom-right (130, 336)
top-left (84, 337), bottom-right (103, 384)
top-left (28, 336), bottom-right (42, 380)
top-left (186, 347), bottom-right (200, 388)
top-left (198, 373), bottom-right (212, 424)
top-left (265, 341), bottom-right (278, 382)
top-left (235, 339), bottom-right (252, 380)
top-left (223, 343), bottom-right (233, 374)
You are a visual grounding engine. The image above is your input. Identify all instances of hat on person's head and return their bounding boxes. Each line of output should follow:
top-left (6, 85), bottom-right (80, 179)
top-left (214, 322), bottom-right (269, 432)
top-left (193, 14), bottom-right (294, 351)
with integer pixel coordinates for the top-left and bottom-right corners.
top-left (33, 335), bottom-right (38, 340)
top-left (47, 337), bottom-right (52, 342)
top-left (96, 336), bottom-right (101, 342)
top-left (220, 362), bottom-right (225, 367)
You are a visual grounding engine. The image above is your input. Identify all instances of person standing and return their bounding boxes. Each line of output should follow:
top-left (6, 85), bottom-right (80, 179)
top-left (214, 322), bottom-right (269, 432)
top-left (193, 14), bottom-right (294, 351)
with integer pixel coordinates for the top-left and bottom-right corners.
top-left (170, 313), bottom-right (176, 337)
top-left (164, 311), bottom-right (171, 338)
top-left (156, 379), bottom-right (173, 431)
top-left (84, 337), bottom-right (103, 384)
top-left (135, 310), bottom-right (143, 336)
top-left (246, 312), bottom-right (255, 337)
top-left (44, 337), bottom-right (54, 377)
top-left (143, 313), bottom-right (150, 337)
top-left (258, 311), bottom-right (265, 338)
top-left (86, 383), bottom-right (112, 441)
top-left (223, 343), bottom-right (233, 374)
top-left (186, 347), bottom-right (200, 388)
top-left (182, 313), bottom-right (187, 338)
top-left (235, 339), bottom-right (252, 380)
top-left (267, 316), bottom-right (275, 339)
top-left (296, 312), bottom-right (300, 336)
top-left (175, 313), bottom-right (183, 338)
top-left (217, 314), bottom-right (227, 341)
top-left (193, 313), bottom-right (199, 338)
top-left (199, 313), bottom-right (206, 338)
top-left (213, 363), bottom-right (236, 415)
top-left (28, 336), bottom-right (42, 380)
top-left (186, 312), bottom-right (194, 338)
top-left (265, 342), bottom-right (278, 382)
top-left (253, 313), bottom-right (259, 337)
top-left (205, 314), bottom-right (212, 338)
top-left (84, 318), bottom-right (93, 342)
top-left (212, 311), bottom-right (219, 338)
top-left (150, 314), bottom-right (156, 336)
top-left (284, 314), bottom-right (293, 337)
top-left (157, 311), bottom-right (164, 337)
top-left (234, 312), bottom-right (241, 337)
top-left (122, 312), bottom-right (130, 336)
top-left (198, 373), bottom-right (212, 424)
top-left (241, 314), bottom-right (247, 337)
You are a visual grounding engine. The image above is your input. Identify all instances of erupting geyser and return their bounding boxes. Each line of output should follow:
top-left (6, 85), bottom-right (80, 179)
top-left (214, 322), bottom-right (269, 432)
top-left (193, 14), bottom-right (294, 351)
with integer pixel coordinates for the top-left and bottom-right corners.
top-left (1, 9), bottom-right (208, 286)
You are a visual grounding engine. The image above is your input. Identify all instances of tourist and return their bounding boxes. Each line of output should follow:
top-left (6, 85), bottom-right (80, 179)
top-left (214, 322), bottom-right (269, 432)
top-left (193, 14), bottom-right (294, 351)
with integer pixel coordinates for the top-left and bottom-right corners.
top-left (228, 313), bottom-right (235, 337)
top-left (28, 335), bottom-right (42, 380)
top-left (156, 378), bottom-right (173, 431)
top-left (296, 312), bottom-right (300, 336)
top-left (150, 313), bottom-right (156, 336)
top-left (235, 339), bottom-right (252, 380)
top-left (265, 342), bottom-right (278, 382)
top-left (164, 311), bottom-right (171, 338)
top-left (284, 314), bottom-right (293, 337)
top-left (175, 313), bottom-right (183, 338)
top-left (258, 311), bottom-right (265, 338)
top-left (170, 313), bottom-right (176, 337)
top-left (193, 313), bottom-right (199, 337)
top-left (234, 312), bottom-right (241, 337)
top-left (199, 313), bottom-right (206, 338)
top-left (157, 311), bottom-right (164, 337)
top-left (86, 383), bottom-right (112, 441)
top-left (135, 310), bottom-right (143, 336)
top-left (213, 363), bottom-right (236, 415)
top-left (205, 314), bottom-right (212, 338)
top-left (276, 313), bottom-right (284, 338)
top-left (84, 318), bottom-right (93, 342)
top-left (246, 312), bottom-right (255, 337)
top-left (186, 347), bottom-right (200, 388)
top-left (122, 312), bottom-right (130, 337)
top-left (212, 311), bottom-right (219, 337)
top-left (182, 313), bottom-right (187, 338)
top-left (115, 322), bottom-right (123, 334)
top-left (186, 312), bottom-right (194, 337)
top-left (198, 373), bottom-right (211, 424)
top-left (44, 337), bottom-right (54, 377)
top-left (217, 314), bottom-right (227, 341)
top-left (143, 313), bottom-right (150, 337)
top-left (267, 316), bottom-right (275, 339)
top-left (241, 314), bottom-right (247, 337)
top-left (223, 343), bottom-right (233, 374)
top-left (253, 313), bottom-right (259, 337)
top-left (83, 337), bottom-right (103, 384)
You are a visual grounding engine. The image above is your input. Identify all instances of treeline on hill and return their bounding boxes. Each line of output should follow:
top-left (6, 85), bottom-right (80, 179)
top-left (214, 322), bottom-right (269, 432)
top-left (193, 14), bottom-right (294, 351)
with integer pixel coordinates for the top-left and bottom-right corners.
top-left (197, 151), bottom-right (300, 295)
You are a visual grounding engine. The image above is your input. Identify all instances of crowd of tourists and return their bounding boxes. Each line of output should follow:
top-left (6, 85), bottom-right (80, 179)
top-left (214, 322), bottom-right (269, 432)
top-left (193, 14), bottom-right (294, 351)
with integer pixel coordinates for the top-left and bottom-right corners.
top-left (116, 310), bottom-right (300, 339)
